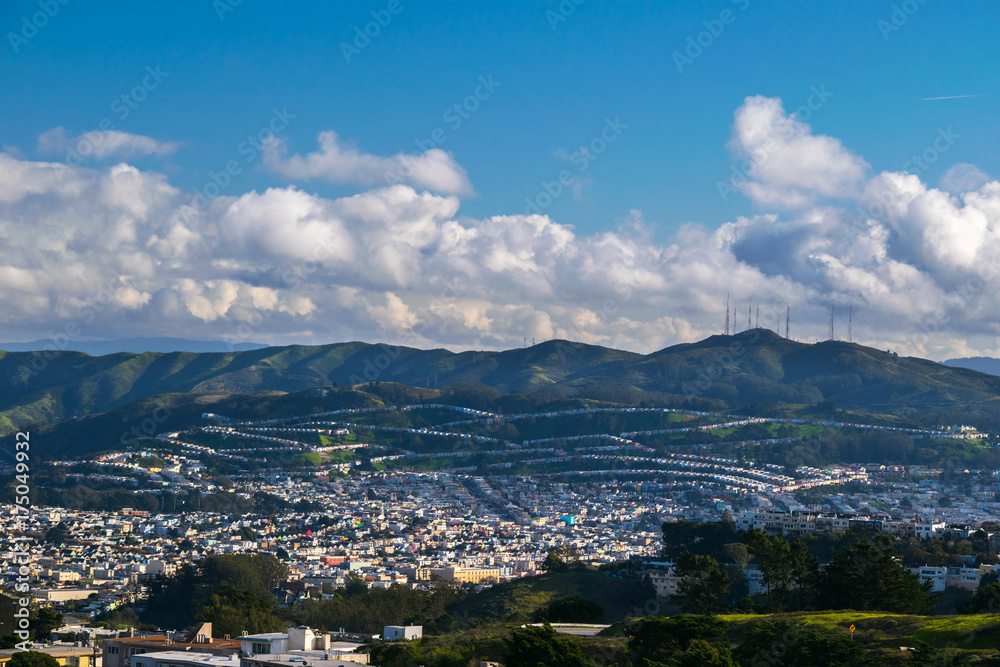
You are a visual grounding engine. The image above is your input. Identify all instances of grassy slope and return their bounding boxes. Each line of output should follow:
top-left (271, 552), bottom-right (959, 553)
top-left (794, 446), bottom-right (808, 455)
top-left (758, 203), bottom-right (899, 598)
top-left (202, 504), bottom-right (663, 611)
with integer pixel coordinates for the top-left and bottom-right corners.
top-left (448, 570), bottom-right (657, 624)
top-left (718, 611), bottom-right (1000, 653)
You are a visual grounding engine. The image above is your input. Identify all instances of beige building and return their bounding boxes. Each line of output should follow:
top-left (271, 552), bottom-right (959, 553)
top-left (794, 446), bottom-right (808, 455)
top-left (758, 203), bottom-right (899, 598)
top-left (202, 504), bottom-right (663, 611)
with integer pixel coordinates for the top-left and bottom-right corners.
top-left (430, 567), bottom-right (500, 584)
top-left (38, 589), bottom-right (99, 603)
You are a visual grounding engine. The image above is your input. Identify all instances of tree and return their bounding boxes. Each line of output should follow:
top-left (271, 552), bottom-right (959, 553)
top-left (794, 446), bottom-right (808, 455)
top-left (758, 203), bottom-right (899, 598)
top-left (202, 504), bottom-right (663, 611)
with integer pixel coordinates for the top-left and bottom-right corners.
top-left (661, 520), bottom-right (736, 561)
top-left (542, 545), bottom-right (581, 573)
top-left (547, 595), bottom-right (604, 623)
top-left (965, 582), bottom-right (1000, 613)
top-left (816, 534), bottom-right (935, 613)
top-left (8, 653), bottom-right (60, 667)
top-left (723, 542), bottom-right (752, 570)
top-left (201, 586), bottom-right (283, 637)
top-left (789, 539), bottom-right (819, 610)
top-left (342, 572), bottom-right (369, 598)
top-left (142, 553), bottom-right (287, 630)
top-left (627, 616), bottom-right (733, 666)
top-left (674, 552), bottom-right (731, 614)
top-left (44, 522), bottom-right (70, 545)
top-left (744, 530), bottom-right (796, 611)
top-left (733, 621), bottom-right (879, 667)
top-left (503, 623), bottom-right (588, 667)
top-left (30, 607), bottom-right (64, 641)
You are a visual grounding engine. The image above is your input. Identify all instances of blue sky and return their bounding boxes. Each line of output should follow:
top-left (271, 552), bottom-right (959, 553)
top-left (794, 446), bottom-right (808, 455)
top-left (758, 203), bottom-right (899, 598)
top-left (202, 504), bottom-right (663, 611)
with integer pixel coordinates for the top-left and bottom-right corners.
top-left (0, 1), bottom-right (998, 357)
top-left (4, 1), bottom-right (995, 238)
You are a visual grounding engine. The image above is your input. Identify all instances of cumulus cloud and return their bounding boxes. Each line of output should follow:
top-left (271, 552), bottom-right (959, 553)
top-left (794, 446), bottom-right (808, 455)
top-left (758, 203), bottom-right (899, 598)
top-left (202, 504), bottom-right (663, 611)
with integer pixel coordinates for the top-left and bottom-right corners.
top-left (729, 95), bottom-right (868, 207)
top-left (3, 97), bottom-right (1000, 360)
top-left (263, 130), bottom-right (473, 195)
top-left (941, 163), bottom-right (990, 193)
top-left (37, 127), bottom-right (179, 161)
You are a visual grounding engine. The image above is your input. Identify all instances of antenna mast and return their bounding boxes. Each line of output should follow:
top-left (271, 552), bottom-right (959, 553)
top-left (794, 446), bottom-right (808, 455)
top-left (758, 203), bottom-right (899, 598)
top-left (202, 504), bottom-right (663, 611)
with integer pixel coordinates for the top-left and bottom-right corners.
top-left (785, 305), bottom-right (790, 339)
top-left (747, 302), bottom-right (752, 330)
top-left (828, 304), bottom-right (835, 341)
top-left (755, 304), bottom-right (760, 329)
top-left (725, 293), bottom-right (730, 335)
top-left (848, 305), bottom-right (853, 343)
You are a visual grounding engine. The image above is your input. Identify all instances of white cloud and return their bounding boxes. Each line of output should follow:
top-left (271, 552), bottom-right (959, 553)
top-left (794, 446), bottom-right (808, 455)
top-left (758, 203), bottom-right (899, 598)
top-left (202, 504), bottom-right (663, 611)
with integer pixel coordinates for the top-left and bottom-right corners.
top-left (4, 98), bottom-right (1000, 361)
top-left (940, 163), bottom-right (990, 193)
top-left (729, 95), bottom-right (868, 208)
top-left (263, 130), bottom-right (473, 195)
top-left (37, 127), bottom-right (179, 161)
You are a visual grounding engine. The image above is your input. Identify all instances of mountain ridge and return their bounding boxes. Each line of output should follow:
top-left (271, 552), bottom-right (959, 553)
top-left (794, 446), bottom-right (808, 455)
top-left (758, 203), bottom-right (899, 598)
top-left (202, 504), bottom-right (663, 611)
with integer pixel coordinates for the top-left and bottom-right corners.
top-left (4, 330), bottom-right (1000, 442)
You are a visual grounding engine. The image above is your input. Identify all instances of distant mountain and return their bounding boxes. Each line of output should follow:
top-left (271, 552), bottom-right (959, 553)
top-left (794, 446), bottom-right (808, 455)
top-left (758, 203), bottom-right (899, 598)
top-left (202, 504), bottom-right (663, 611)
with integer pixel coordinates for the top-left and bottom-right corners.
top-left (0, 337), bottom-right (267, 355)
top-left (944, 357), bottom-right (1000, 377)
top-left (4, 329), bottom-right (1000, 443)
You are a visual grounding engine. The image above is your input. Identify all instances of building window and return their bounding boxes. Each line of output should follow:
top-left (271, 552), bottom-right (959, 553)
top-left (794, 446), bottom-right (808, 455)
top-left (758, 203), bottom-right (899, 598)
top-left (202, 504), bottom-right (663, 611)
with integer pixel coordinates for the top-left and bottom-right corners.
top-left (109, 648), bottom-right (120, 655)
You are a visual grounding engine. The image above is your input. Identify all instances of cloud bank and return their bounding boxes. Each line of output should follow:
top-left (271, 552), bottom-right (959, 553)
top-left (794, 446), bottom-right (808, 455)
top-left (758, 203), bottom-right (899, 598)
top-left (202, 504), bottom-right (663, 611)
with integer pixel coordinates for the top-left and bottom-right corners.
top-left (1, 96), bottom-right (999, 360)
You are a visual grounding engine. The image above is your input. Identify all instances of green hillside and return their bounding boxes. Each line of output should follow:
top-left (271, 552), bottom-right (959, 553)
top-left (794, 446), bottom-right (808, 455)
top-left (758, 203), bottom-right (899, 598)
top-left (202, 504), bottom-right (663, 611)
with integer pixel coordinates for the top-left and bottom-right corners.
top-left (7, 329), bottom-right (1000, 445)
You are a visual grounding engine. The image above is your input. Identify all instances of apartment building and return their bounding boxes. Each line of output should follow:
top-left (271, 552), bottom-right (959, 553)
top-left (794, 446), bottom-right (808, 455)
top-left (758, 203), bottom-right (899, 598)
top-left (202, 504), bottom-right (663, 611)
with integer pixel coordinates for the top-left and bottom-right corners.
top-left (103, 624), bottom-right (240, 667)
top-left (429, 567), bottom-right (500, 584)
top-left (640, 562), bottom-right (683, 598)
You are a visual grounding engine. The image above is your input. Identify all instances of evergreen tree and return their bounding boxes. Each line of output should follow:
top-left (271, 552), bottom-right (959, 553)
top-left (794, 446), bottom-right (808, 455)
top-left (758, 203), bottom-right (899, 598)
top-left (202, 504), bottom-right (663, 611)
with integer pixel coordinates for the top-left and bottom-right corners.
top-left (674, 552), bottom-right (732, 614)
top-left (816, 534), bottom-right (935, 613)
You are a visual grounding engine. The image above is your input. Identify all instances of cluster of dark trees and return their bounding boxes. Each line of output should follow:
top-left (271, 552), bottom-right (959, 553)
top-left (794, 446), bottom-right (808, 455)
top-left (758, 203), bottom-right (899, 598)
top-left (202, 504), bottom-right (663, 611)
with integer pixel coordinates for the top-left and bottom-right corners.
top-left (141, 553), bottom-right (289, 635)
top-left (662, 521), bottom-right (938, 615)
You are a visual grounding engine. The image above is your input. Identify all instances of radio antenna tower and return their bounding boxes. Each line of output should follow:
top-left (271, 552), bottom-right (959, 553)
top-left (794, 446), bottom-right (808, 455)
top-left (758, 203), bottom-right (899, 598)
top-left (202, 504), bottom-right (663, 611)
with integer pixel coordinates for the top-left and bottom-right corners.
top-left (828, 304), bottom-right (835, 341)
top-left (848, 305), bottom-right (853, 343)
top-left (785, 305), bottom-right (790, 339)
top-left (755, 304), bottom-right (760, 329)
top-left (747, 302), bottom-right (752, 330)
top-left (725, 292), bottom-right (730, 335)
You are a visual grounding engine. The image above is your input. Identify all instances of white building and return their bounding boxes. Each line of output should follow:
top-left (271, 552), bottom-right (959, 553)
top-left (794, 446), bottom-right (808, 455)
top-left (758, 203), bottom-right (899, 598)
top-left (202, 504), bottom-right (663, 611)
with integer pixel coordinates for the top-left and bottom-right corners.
top-left (383, 626), bottom-right (422, 642)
